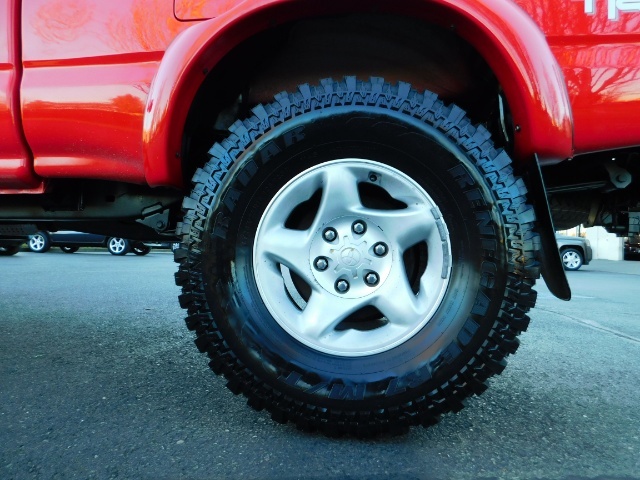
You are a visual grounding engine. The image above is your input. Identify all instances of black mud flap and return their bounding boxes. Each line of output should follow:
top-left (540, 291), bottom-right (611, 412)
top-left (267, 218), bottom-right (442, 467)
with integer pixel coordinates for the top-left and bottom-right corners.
top-left (525, 156), bottom-right (571, 301)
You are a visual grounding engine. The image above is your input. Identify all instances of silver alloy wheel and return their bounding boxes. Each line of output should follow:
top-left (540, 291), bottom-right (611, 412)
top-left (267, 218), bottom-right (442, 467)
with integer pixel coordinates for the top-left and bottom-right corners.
top-left (108, 237), bottom-right (127, 255)
top-left (253, 159), bottom-right (452, 357)
top-left (29, 234), bottom-right (46, 252)
top-left (562, 250), bottom-right (582, 269)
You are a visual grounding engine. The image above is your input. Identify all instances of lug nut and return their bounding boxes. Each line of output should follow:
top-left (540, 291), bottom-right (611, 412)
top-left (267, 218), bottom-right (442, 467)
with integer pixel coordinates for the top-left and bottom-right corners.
top-left (323, 228), bottom-right (337, 242)
top-left (373, 242), bottom-right (388, 257)
top-left (314, 257), bottom-right (329, 271)
top-left (365, 272), bottom-right (379, 286)
top-left (352, 221), bottom-right (367, 235)
top-left (335, 279), bottom-right (350, 293)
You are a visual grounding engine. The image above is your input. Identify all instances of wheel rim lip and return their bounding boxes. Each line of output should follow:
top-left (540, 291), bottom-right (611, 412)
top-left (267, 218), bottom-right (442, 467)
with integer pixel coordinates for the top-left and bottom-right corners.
top-left (563, 251), bottom-right (581, 268)
top-left (253, 159), bottom-right (452, 357)
top-left (109, 238), bottom-right (125, 253)
top-left (29, 235), bottom-right (45, 250)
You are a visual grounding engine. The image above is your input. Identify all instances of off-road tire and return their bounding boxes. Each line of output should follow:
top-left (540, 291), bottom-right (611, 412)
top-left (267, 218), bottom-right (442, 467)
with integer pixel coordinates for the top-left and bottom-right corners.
top-left (175, 77), bottom-right (540, 436)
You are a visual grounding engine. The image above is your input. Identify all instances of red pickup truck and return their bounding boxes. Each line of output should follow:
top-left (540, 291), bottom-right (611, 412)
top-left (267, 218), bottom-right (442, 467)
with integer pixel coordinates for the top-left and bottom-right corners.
top-left (1, 0), bottom-right (639, 435)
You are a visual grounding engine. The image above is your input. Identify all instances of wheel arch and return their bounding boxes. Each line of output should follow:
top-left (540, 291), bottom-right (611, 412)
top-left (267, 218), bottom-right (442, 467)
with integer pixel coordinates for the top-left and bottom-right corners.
top-left (560, 244), bottom-right (585, 257)
top-left (142, 0), bottom-right (574, 189)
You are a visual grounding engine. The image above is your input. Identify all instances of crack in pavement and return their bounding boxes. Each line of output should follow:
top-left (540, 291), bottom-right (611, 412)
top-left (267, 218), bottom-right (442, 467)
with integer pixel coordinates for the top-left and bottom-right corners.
top-left (536, 307), bottom-right (640, 345)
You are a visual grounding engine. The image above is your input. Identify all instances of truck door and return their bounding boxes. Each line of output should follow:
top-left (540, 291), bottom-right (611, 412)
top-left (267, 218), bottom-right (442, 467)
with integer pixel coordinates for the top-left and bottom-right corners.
top-left (19, 0), bottom-right (190, 185)
top-left (0, 0), bottom-right (41, 191)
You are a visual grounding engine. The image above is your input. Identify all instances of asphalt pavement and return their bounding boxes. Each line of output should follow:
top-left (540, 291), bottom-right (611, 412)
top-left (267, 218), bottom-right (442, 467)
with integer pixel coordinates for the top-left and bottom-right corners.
top-left (1, 251), bottom-right (639, 479)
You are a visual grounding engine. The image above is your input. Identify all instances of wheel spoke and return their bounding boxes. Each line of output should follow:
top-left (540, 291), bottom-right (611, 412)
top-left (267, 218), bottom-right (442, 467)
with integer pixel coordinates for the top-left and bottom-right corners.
top-left (297, 291), bottom-right (365, 341)
top-left (361, 203), bottom-right (438, 250)
top-left (312, 166), bottom-right (361, 230)
top-left (372, 265), bottom-right (425, 327)
top-left (255, 226), bottom-right (315, 284)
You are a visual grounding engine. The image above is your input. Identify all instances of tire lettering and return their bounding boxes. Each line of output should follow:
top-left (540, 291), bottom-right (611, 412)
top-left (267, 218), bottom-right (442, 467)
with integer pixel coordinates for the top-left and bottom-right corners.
top-left (278, 372), bottom-right (368, 400)
top-left (257, 141), bottom-right (282, 165)
top-left (464, 188), bottom-right (486, 208)
top-left (481, 238), bottom-right (498, 258)
top-left (237, 160), bottom-right (258, 186)
top-left (385, 378), bottom-right (407, 396)
top-left (480, 261), bottom-right (497, 288)
top-left (223, 187), bottom-right (242, 211)
top-left (447, 164), bottom-right (475, 188)
top-left (475, 211), bottom-right (495, 235)
top-left (212, 213), bottom-right (229, 239)
top-left (329, 383), bottom-right (366, 401)
top-left (282, 126), bottom-right (305, 147)
top-left (385, 364), bottom-right (432, 397)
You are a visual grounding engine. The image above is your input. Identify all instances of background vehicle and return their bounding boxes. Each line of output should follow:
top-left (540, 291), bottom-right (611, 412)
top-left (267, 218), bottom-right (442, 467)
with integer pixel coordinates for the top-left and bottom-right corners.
top-left (27, 231), bottom-right (163, 256)
top-left (556, 234), bottom-right (592, 271)
top-left (624, 235), bottom-right (640, 260)
top-left (0, 243), bottom-right (21, 256)
top-left (1, 0), bottom-right (639, 435)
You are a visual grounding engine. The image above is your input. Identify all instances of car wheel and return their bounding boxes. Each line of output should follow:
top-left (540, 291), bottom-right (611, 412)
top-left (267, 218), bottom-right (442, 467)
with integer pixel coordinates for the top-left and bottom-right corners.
top-left (132, 244), bottom-right (151, 256)
top-left (561, 248), bottom-right (584, 271)
top-left (28, 232), bottom-right (51, 253)
top-left (107, 237), bottom-right (130, 256)
top-left (60, 246), bottom-right (79, 253)
top-left (175, 77), bottom-right (540, 436)
top-left (0, 245), bottom-right (21, 256)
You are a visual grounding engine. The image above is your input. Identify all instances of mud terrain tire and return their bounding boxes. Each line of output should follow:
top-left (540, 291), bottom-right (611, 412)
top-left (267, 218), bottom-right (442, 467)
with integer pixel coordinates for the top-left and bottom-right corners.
top-left (175, 77), bottom-right (540, 436)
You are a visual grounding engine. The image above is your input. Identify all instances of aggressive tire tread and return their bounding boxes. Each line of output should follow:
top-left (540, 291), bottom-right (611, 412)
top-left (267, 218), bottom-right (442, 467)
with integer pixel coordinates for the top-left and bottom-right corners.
top-left (175, 77), bottom-right (540, 436)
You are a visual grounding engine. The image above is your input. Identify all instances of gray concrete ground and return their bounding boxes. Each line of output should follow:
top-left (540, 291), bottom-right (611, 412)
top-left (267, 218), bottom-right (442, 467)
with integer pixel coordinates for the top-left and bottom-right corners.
top-left (1, 252), bottom-right (639, 479)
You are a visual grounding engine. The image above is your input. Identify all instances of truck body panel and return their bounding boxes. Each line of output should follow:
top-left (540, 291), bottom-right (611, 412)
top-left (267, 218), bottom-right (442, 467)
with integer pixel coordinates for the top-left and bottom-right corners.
top-left (515, 0), bottom-right (640, 154)
top-left (144, 0), bottom-right (575, 188)
top-left (1, 0), bottom-right (638, 191)
top-left (18, 0), bottom-right (192, 186)
top-left (0, 0), bottom-right (40, 190)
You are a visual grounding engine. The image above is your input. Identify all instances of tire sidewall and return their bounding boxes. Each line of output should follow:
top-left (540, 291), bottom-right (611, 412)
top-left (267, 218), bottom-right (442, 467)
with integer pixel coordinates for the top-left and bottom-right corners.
top-left (201, 108), bottom-right (507, 406)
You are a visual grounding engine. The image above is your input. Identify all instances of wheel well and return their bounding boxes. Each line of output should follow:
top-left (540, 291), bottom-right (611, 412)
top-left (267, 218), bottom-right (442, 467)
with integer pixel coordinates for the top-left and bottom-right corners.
top-left (544, 149), bottom-right (640, 234)
top-left (179, 13), bottom-right (506, 183)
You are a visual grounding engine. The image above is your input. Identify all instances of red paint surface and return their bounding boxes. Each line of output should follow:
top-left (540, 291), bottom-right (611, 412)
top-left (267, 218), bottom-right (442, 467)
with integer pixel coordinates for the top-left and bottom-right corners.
top-left (0, 0), bottom-right (41, 190)
top-left (515, 0), bottom-right (640, 154)
top-left (143, 0), bottom-right (575, 188)
top-left (20, 0), bottom-right (190, 184)
top-left (174, 0), bottom-right (244, 20)
top-left (0, 0), bottom-right (638, 191)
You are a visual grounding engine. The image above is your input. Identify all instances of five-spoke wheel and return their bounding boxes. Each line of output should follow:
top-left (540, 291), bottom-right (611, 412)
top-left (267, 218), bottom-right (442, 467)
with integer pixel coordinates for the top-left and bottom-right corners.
top-left (107, 237), bottom-right (130, 256)
top-left (254, 160), bottom-right (450, 356)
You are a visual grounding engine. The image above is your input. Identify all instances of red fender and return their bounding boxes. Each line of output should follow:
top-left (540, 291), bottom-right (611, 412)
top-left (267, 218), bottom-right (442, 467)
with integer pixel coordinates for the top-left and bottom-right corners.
top-left (142, 0), bottom-right (573, 188)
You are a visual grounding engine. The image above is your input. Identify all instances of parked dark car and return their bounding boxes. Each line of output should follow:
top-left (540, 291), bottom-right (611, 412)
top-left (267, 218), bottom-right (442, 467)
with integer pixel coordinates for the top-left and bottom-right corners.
top-left (624, 236), bottom-right (640, 260)
top-left (27, 231), bottom-right (166, 256)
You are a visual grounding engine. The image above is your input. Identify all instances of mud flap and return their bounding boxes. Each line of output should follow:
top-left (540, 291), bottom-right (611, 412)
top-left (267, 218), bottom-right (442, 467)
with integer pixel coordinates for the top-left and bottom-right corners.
top-left (525, 156), bottom-right (571, 300)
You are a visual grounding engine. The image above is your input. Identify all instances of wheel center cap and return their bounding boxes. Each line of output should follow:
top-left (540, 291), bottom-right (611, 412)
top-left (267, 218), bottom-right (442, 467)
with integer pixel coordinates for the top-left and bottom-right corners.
top-left (340, 247), bottom-right (361, 267)
top-left (309, 216), bottom-right (393, 299)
